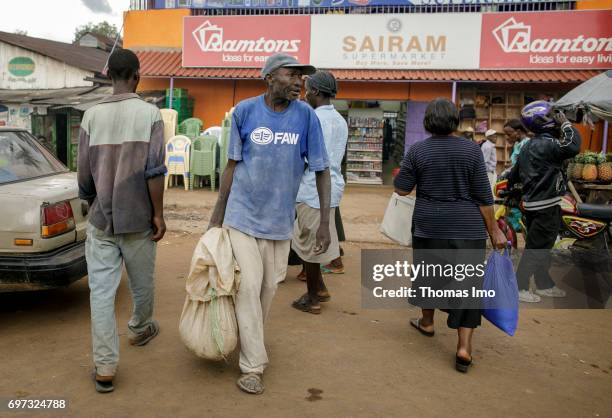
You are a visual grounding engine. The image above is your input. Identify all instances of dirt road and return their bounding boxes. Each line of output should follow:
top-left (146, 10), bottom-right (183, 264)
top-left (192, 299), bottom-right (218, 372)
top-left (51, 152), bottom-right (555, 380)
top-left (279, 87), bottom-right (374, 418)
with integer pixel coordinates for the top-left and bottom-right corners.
top-left (0, 187), bottom-right (611, 417)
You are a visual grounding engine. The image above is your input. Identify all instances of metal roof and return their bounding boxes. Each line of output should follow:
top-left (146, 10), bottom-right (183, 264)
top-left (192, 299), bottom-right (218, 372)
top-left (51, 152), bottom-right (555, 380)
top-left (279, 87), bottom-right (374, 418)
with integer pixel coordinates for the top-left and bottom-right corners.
top-left (0, 31), bottom-right (109, 74)
top-left (136, 50), bottom-right (598, 83)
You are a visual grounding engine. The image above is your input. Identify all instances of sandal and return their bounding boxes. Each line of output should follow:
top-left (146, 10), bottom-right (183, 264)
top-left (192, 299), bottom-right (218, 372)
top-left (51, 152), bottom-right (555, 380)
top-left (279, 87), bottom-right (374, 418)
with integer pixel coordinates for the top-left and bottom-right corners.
top-left (410, 318), bottom-right (435, 337)
top-left (237, 373), bottom-right (264, 395)
top-left (455, 356), bottom-right (473, 373)
top-left (318, 290), bottom-right (331, 303)
top-left (291, 294), bottom-right (321, 314)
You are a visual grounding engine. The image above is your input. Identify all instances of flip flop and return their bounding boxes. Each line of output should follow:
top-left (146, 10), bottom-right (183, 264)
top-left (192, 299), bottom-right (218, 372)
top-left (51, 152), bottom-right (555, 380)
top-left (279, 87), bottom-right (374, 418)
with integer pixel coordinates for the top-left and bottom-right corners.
top-left (455, 356), bottom-right (473, 373)
top-left (237, 373), bottom-right (264, 395)
top-left (291, 294), bottom-right (321, 315)
top-left (92, 370), bottom-right (114, 394)
top-left (410, 318), bottom-right (435, 337)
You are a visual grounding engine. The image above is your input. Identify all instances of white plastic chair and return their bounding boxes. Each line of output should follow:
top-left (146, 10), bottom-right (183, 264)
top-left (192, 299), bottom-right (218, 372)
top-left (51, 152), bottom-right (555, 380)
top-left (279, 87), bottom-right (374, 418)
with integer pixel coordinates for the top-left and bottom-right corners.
top-left (160, 108), bottom-right (178, 144)
top-left (204, 126), bottom-right (222, 146)
top-left (165, 135), bottom-right (191, 191)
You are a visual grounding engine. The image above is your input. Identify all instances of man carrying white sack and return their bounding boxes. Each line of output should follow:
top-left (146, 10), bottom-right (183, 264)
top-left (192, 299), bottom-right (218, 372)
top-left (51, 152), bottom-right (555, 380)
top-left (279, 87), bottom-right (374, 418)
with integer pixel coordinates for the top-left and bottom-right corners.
top-left (208, 53), bottom-right (331, 395)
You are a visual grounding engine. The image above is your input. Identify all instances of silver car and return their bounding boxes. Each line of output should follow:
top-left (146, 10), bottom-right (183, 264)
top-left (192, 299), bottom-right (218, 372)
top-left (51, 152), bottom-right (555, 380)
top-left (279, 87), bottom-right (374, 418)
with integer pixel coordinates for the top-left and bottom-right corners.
top-left (0, 127), bottom-right (88, 292)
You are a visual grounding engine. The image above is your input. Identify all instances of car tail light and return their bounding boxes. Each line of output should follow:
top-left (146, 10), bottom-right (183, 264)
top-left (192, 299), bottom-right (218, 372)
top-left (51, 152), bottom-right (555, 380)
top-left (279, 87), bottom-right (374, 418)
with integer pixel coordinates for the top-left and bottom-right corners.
top-left (41, 201), bottom-right (75, 238)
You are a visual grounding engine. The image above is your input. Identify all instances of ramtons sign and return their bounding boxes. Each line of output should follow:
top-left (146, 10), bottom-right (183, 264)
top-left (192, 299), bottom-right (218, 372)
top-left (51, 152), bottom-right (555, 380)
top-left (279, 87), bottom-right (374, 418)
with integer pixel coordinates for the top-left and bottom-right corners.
top-left (183, 16), bottom-right (311, 68)
top-left (493, 17), bottom-right (612, 54)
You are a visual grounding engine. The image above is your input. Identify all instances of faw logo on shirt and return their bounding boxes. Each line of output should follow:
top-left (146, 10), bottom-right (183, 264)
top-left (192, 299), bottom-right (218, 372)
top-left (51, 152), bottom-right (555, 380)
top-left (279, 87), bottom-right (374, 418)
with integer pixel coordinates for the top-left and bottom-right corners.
top-left (250, 127), bottom-right (300, 146)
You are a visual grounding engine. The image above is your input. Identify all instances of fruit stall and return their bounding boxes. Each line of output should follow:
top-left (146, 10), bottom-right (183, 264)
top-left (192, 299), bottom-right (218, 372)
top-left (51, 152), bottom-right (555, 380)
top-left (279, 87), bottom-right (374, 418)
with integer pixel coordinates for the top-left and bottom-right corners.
top-left (567, 151), bottom-right (612, 204)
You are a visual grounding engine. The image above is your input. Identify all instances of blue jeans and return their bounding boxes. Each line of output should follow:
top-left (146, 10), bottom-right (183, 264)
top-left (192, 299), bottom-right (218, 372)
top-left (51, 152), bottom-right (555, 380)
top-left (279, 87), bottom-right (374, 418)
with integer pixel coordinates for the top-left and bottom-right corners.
top-left (85, 223), bottom-right (157, 376)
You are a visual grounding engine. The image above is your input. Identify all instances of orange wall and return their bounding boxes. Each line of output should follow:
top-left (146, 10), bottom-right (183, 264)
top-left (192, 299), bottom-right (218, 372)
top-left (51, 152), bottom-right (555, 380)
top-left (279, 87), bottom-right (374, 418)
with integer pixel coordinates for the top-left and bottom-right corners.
top-left (139, 77), bottom-right (453, 128)
top-left (576, 0), bottom-right (612, 9)
top-left (336, 81), bottom-right (451, 101)
top-left (123, 9), bottom-right (187, 49)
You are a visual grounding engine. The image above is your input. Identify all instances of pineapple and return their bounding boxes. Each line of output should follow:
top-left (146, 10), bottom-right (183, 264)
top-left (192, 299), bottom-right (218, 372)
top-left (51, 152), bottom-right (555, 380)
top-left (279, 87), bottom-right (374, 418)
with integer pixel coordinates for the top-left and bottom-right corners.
top-left (598, 152), bottom-right (612, 183)
top-left (581, 152), bottom-right (598, 182)
top-left (572, 153), bottom-right (584, 180)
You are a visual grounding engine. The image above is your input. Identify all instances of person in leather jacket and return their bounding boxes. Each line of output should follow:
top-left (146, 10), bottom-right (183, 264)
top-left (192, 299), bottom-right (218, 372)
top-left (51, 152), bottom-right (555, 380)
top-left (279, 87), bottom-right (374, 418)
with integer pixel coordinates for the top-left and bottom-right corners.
top-left (508, 104), bottom-right (581, 303)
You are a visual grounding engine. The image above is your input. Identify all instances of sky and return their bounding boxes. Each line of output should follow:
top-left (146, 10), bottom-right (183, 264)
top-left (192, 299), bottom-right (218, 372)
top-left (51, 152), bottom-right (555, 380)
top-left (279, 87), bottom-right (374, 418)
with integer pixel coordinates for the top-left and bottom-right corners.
top-left (0, 0), bottom-right (132, 43)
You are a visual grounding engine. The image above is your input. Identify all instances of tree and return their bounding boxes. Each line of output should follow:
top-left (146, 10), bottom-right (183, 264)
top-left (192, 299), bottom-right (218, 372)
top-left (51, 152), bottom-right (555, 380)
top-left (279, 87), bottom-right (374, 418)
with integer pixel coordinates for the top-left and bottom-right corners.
top-left (14, 29), bottom-right (28, 36)
top-left (73, 21), bottom-right (120, 43)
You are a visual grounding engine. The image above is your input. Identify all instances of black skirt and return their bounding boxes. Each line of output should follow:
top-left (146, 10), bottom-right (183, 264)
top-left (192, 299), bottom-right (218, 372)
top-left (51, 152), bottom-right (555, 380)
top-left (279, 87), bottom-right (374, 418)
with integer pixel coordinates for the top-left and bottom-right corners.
top-left (411, 236), bottom-right (486, 329)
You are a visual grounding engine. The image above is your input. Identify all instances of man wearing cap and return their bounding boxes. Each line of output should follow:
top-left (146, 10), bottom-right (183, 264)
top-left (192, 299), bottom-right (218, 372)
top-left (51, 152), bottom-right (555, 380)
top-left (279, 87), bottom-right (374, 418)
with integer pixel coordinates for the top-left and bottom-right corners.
top-left (482, 129), bottom-right (498, 191)
top-left (460, 126), bottom-right (475, 142)
top-left (291, 70), bottom-right (348, 315)
top-left (208, 53), bottom-right (331, 395)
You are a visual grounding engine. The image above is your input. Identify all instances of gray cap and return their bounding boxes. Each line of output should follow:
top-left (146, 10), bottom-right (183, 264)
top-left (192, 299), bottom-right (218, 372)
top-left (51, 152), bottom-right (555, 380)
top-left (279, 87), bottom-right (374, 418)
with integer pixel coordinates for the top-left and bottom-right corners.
top-left (261, 53), bottom-right (316, 78)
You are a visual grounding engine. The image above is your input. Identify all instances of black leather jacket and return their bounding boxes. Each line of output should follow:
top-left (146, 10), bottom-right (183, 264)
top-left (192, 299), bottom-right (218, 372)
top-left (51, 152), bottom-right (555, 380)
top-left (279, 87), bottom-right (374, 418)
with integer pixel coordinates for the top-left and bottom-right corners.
top-left (508, 122), bottom-right (581, 211)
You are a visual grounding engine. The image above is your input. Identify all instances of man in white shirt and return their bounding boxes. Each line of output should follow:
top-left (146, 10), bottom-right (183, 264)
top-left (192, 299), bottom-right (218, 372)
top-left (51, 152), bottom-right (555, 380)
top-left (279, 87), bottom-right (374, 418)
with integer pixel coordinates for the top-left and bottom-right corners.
top-left (291, 71), bottom-right (348, 315)
top-left (481, 129), bottom-right (497, 192)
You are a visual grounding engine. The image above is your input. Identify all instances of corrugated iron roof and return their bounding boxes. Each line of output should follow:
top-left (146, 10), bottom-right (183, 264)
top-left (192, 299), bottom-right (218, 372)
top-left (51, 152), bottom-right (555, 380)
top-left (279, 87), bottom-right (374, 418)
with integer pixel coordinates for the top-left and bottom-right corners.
top-left (0, 31), bottom-right (109, 74)
top-left (136, 50), bottom-right (599, 83)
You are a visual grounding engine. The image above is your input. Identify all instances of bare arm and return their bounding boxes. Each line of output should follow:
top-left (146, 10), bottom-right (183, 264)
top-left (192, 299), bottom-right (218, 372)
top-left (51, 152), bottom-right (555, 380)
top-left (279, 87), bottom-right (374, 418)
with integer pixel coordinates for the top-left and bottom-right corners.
top-left (479, 205), bottom-right (506, 249)
top-left (147, 176), bottom-right (166, 242)
top-left (208, 159), bottom-right (238, 229)
top-left (314, 168), bottom-right (331, 255)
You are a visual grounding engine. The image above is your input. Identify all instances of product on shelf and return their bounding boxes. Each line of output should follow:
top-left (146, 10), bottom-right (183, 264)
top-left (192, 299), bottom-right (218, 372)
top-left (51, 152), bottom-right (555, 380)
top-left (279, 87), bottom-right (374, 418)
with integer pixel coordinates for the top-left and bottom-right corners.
top-left (346, 115), bottom-right (384, 185)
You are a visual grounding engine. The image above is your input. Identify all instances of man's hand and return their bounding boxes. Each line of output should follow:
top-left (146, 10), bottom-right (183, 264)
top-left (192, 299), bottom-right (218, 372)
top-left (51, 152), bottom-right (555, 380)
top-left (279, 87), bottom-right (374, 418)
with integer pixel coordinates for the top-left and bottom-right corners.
top-left (489, 225), bottom-right (507, 250)
top-left (552, 110), bottom-right (569, 126)
top-left (151, 215), bottom-right (166, 242)
top-left (313, 222), bottom-right (331, 255)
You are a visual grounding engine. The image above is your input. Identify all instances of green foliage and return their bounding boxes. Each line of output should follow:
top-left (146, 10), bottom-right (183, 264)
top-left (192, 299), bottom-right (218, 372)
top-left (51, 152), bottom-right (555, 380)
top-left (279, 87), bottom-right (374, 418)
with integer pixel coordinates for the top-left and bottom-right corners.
top-left (74, 21), bottom-right (120, 43)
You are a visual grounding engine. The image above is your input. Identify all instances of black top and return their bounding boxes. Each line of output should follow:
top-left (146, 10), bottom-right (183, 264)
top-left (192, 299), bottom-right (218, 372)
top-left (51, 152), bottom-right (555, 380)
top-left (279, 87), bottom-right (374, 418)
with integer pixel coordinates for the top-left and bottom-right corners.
top-left (394, 135), bottom-right (493, 240)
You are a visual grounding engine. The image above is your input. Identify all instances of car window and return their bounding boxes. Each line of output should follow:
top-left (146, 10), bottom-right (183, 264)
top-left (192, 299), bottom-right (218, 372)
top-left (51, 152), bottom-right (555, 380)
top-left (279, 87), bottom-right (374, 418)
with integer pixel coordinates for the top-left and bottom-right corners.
top-left (0, 131), bottom-right (67, 185)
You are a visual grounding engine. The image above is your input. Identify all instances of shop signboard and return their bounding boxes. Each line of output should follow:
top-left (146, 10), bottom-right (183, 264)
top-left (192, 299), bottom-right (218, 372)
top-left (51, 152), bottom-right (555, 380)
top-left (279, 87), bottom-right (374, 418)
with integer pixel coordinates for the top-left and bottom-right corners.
top-left (310, 14), bottom-right (481, 69)
top-left (183, 15), bottom-right (311, 67)
top-left (480, 10), bottom-right (612, 69)
top-left (8, 57), bottom-right (35, 77)
top-left (159, 0), bottom-right (551, 8)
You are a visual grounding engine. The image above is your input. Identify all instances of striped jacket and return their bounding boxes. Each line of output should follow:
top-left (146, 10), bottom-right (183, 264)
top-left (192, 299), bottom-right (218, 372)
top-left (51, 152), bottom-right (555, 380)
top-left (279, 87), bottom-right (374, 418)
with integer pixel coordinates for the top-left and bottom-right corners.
top-left (77, 93), bottom-right (167, 235)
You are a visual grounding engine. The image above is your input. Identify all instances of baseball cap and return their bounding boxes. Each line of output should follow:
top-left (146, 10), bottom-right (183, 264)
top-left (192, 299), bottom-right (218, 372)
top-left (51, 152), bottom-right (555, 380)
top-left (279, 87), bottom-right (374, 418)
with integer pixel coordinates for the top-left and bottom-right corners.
top-left (261, 53), bottom-right (316, 78)
top-left (485, 129), bottom-right (497, 137)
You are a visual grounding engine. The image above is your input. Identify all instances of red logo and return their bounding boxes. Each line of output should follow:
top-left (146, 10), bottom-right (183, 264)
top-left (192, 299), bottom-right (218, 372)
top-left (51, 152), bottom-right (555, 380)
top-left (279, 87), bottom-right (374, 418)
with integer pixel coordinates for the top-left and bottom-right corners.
top-left (183, 16), bottom-right (311, 68)
top-left (480, 10), bottom-right (612, 69)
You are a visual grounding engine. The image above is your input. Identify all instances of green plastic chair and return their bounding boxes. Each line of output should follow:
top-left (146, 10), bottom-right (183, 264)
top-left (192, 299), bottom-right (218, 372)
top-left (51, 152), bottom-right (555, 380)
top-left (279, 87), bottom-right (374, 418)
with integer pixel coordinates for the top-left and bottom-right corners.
top-left (178, 118), bottom-right (203, 139)
top-left (218, 110), bottom-right (233, 176)
top-left (190, 135), bottom-right (217, 191)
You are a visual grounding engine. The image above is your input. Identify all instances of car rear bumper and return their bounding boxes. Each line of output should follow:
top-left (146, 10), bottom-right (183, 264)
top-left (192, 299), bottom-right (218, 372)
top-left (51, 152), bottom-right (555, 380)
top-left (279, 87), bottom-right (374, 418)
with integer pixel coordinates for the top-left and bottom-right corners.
top-left (0, 240), bottom-right (87, 292)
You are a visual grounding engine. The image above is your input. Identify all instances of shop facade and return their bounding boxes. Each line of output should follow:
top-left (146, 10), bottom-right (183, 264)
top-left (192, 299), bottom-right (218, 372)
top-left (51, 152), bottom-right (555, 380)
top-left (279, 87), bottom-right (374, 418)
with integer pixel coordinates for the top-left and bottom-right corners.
top-left (125, 4), bottom-right (612, 183)
top-left (0, 31), bottom-right (111, 169)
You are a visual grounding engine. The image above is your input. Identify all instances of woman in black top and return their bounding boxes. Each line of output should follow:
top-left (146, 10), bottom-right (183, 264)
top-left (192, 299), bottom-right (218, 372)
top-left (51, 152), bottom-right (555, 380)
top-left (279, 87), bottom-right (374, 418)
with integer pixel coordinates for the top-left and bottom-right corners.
top-left (394, 98), bottom-right (506, 373)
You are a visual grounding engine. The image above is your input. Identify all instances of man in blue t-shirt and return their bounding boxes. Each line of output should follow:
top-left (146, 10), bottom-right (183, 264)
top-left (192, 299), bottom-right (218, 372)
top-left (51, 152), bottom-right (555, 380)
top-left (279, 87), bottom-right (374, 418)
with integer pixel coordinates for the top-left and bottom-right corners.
top-left (208, 53), bottom-right (331, 395)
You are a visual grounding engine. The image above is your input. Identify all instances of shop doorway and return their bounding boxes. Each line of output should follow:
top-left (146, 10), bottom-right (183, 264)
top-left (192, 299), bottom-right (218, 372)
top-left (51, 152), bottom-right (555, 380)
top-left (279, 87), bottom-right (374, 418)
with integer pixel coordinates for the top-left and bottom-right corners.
top-left (333, 100), bottom-right (417, 186)
top-left (55, 113), bottom-right (68, 165)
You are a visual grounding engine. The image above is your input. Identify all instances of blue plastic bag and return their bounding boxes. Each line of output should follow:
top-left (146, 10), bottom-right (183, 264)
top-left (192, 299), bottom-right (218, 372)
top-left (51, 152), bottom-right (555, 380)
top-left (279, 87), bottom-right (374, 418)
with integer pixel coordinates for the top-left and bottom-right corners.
top-left (482, 249), bottom-right (519, 336)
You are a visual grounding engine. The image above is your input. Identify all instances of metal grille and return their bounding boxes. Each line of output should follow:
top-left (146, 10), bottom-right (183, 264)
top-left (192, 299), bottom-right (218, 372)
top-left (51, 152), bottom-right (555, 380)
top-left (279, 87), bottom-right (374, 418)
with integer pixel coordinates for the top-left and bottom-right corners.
top-left (190, 1), bottom-right (575, 16)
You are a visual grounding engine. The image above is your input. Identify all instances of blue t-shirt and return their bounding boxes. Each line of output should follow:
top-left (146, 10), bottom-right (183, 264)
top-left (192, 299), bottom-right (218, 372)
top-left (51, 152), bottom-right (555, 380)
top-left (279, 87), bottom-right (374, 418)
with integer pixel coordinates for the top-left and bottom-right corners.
top-left (223, 95), bottom-right (329, 240)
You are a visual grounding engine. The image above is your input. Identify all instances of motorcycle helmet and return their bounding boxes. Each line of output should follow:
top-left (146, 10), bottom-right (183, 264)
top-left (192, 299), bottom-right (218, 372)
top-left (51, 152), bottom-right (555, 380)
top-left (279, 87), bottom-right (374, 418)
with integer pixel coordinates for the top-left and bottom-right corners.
top-left (521, 100), bottom-right (556, 134)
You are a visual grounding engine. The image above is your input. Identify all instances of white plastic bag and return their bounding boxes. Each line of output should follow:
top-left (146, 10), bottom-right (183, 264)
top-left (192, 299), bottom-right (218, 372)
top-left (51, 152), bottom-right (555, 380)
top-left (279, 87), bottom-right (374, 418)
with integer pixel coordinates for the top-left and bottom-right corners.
top-left (380, 192), bottom-right (415, 246)
top-left (179, 228), bottom-right (240, 361)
